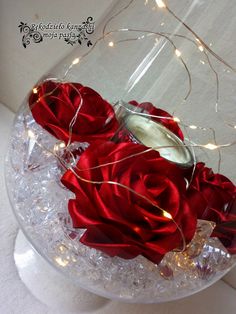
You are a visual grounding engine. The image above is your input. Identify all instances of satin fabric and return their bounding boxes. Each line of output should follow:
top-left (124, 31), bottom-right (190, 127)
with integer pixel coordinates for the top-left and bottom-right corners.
top-left (61, 141), bottom-right (197, 264)
top-left (186, 163), bottom-right (236, 253)
top-left (29, 80), bottom-right (119, 144)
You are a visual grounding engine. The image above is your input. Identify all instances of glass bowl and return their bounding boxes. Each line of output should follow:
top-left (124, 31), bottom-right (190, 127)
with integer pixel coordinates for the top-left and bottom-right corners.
top-left (5, 0), bottom-right (236, 303)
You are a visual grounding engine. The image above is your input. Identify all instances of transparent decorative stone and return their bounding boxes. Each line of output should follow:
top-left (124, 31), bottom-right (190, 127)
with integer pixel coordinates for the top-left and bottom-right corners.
top-left (194, 238), bottom-right (234, 274)
top-left (159, 263), bottom-right (174, 280)
top-left (55, 141), bottom-right (89, 174)
top-left (185, 219), bottom-right (216, 258)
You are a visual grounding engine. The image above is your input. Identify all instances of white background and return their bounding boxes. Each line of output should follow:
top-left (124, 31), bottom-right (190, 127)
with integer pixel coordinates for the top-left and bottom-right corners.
top-left (0, 0), bottom-right (113, 112)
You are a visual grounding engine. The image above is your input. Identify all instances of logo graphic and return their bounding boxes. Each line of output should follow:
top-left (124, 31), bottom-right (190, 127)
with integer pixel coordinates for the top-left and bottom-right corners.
top-left (18, 17), bottom-right (95, 48)
top-left (18, 22), bottom-right (43, 48)
top-left (65, 17), bottom-right (94, 47)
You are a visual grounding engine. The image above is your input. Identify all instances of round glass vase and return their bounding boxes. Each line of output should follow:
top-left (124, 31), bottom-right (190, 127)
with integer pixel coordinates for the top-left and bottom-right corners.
top-left (5, 0), bottom-right (236, 304)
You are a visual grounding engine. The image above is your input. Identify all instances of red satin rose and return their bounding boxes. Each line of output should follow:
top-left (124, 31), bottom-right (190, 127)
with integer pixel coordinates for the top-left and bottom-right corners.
top-left (186, 162), bottom-right (236, 253)
top-left (186, 163), bottom-right (235, 220)
top-left (129, 100), bottom-right (184, 140)
top-left (29, 80), bottom-right (119, 144)
top-left (61, 141), bottom-right (196, 264)
top-left (213, 197), bottom-right (236, 254)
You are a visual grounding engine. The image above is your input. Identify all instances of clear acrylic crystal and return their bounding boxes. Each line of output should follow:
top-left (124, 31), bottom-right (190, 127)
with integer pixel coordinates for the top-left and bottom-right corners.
top-left (185, 220), bottom-right (216, 258)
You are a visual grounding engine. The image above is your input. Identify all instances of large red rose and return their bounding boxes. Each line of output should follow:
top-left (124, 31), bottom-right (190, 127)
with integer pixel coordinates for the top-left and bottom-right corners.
top-left (129, 100), bottom-right (184, 140)
top-left (61, 141), bottom-right (196, 264)
top-left (186, 163), bottom-right (235, 220)
top-left (29, 80), bottom-right (119, 144)
top-left (186, 162), bottom-right (236, 253)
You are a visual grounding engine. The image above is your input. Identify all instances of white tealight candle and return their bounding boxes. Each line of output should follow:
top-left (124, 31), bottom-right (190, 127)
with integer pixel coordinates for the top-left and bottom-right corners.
top-left (125, 114), bottom-right (193, 166)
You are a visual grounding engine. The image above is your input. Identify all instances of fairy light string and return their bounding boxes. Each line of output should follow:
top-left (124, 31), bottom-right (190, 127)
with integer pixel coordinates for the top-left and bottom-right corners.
top-left (100, 0), bottom-right (236, 130)
top-left (29, 41), bottom-right (235, 175)
top-left (29, 0), bottom-right (236, 137)
top-left (25, 0), bottom-right (236, 254)
top-left (156, 2), bottom-right (236, 131)
top-left (110, 28), bottom-right (192, 102)
top-left (164, 3), bottom-right (236, 73)
top-left (29, 79), bottom-right (235, 172)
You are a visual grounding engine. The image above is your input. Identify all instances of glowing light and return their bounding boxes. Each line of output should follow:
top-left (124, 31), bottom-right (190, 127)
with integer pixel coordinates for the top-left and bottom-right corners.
top-left (72, 58), bottom-right (80, 65)
top-left (200, 60), bottom-right (205, 65)
top-left (32, 88), bottom-right (38, 94)
top-left (163, 211), bottom-right (172, 219)
top-left (58, 245), bottom-right (67, 253)
top-left (189, 125), bottom-right (197, 129)
top-left (173, 117), bottom-right (180, 122)
top-left (204, 143), bottom-right (218, 150)
top-left (175, 49), bottom-right (181, 57)
top-left (54, 142), bottom-right (66, 151)
top-left (198, 45), bottom-right (204, 52)
top-left (234, 125), bottom-right (236, 129)
top-left (59, 142), bottom-right (66, 148)
top-left (156, 0), bottom-right (166, 8)
top-left (54, 257), bottom-right (69, 267)
top-left (108, 41), bottom-right (114, 47)
top-left (28, 129), bottom-right (35, 139)
top-left (72, 256), bottom-right (77, 262)
top-left (134, 226), bottom-right (141, 233)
